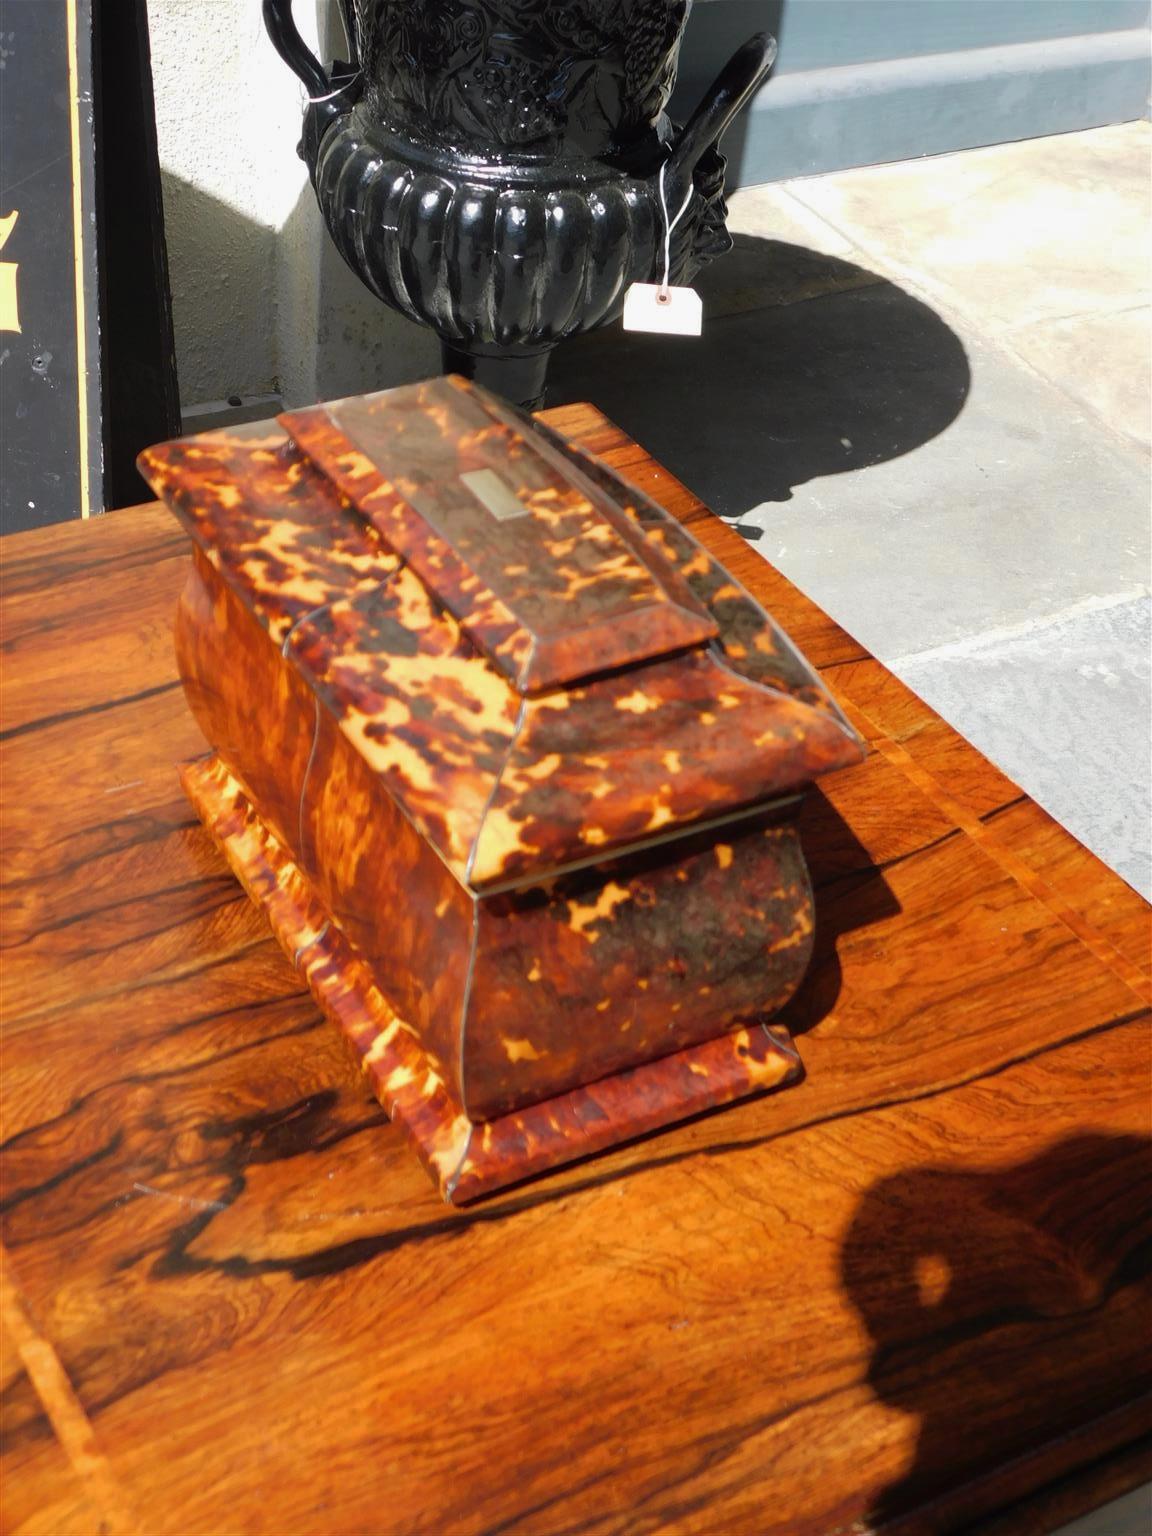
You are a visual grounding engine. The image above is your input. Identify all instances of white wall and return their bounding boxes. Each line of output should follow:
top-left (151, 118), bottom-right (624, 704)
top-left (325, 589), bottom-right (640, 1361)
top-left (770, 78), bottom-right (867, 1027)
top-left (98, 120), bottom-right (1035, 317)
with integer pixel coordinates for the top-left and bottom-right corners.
top-left (148, 0), bottom-right (434, 413)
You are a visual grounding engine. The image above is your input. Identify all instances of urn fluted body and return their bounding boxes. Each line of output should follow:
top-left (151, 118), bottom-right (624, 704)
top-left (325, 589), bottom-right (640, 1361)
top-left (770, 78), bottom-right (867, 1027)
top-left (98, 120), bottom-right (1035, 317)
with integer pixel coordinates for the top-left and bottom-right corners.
top-left (264, 1), bottom-right (776, 405)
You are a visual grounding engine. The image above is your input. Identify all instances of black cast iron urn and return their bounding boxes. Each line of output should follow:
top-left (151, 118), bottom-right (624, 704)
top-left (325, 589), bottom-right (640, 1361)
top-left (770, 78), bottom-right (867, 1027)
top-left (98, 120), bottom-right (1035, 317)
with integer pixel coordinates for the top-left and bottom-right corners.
top-left (264, 1), bottom-right (776, 406)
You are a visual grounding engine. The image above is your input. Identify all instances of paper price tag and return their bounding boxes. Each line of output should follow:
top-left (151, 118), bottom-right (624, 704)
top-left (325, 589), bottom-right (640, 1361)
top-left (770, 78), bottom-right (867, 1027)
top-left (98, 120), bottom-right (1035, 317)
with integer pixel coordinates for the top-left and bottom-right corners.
top-left (622, 283), bottom-right (703, 337)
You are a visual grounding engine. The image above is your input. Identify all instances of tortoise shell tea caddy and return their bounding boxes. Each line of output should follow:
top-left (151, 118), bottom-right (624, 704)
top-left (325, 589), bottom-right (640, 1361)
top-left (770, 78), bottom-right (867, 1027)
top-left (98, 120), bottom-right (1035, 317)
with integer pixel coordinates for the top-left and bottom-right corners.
top-left (140, 378), bottom-right (864, 1201)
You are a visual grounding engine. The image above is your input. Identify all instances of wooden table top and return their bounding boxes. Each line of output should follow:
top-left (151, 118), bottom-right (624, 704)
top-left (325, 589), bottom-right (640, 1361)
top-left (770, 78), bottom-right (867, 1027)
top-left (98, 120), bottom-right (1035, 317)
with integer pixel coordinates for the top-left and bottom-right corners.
top-left (2, 405), bottom-right (1149, 1536)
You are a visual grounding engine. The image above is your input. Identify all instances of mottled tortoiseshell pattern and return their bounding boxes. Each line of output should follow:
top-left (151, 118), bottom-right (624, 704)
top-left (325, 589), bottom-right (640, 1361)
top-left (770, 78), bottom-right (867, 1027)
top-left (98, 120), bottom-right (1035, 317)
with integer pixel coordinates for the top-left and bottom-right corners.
top-left (469, 648), bottom-right (857, 887)
top-left (465, 812), bottom-right (813, 1119)
top-left (171, 550), bottom-right (475, 1085)
top-left (184, 754), bottom-right (801, 1203)
top-left (142, 422), bottom-right (401, 647)
top-left (282, 378), bottom-right (718, 694)
top-left (291, 576), bottom-right (521, 871)
top-left (531, 417), bottom-right (850, 713)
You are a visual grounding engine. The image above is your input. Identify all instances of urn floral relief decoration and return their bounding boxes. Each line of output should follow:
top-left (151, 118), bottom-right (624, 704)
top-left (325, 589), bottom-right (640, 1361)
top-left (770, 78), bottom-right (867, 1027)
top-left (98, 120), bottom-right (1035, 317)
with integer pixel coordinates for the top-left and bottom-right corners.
top-left (264, 0), bottom-right (776, 405)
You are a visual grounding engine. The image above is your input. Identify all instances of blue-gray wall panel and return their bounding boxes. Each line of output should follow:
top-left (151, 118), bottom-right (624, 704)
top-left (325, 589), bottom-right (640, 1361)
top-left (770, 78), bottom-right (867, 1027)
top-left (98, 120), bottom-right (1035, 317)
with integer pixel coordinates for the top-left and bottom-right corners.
top-left (671, 0), bottom-right (1152, 186)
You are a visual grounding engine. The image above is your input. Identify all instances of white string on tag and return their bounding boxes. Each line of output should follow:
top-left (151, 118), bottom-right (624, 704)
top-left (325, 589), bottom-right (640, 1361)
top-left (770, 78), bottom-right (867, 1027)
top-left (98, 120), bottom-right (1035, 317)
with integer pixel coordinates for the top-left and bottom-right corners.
top-left (657, 159), bottom-right (695, 305)
top-left (622, 159), bottom-right (703, 334)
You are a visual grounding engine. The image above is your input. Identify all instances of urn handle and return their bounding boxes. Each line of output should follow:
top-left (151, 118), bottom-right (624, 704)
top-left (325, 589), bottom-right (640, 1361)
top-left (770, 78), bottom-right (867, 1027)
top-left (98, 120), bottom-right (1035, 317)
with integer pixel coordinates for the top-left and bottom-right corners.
top-left (263, 0), bottom-right (363, 166)
top-left (262, 0), bottom-right (332, 99)
top-left (666, 32), bottom-right (778, 199)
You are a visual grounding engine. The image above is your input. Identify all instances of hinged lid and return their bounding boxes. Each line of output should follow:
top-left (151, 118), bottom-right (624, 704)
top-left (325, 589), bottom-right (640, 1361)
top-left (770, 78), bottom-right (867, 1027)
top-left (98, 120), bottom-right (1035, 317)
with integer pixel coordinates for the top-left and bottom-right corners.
top-left (280, 377), bottom-right (718, 694)
top-left (140, 382), bottom-right (865, 893)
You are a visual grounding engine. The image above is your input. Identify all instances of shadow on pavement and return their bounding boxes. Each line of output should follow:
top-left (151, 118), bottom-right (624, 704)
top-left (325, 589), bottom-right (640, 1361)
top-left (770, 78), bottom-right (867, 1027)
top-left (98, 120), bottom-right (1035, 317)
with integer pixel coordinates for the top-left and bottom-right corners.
top-left (548, 237), bottom-right (971, 529)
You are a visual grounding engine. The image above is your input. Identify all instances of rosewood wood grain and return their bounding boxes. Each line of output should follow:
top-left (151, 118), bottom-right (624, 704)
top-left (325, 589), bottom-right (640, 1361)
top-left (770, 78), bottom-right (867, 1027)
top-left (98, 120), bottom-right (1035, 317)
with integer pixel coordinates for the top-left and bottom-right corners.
top-left (2, 407), bottom-right (1150, 1536)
